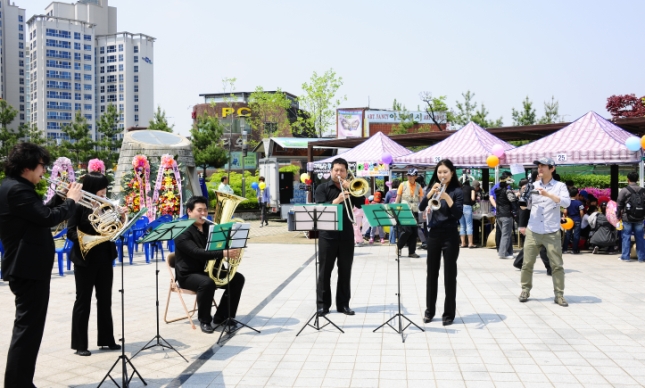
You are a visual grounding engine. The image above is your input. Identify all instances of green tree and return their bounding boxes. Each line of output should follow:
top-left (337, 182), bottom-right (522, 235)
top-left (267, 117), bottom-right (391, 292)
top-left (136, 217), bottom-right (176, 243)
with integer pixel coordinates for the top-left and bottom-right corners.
top-left (96, 103), bottom-right (122, 169)
top-left (25, 124), bottom-right (47, 146)
top-left (473, 104), bottom-right (503, 128)
top-left (191, 113), bottom-right (229, 176)
top-left (0, 99), bottom-right (18, 131)
top-left (0, 101), bottom-right (25, 166)
top-left (248, 86), bottom-right (292, 141)
top-left (390, 99), bottom-right (416, 135)
top-left (452, 91), bottom-right (503, 128)
top-left (61, 110), bottom-right (95, 166)
top-left (537, 96), bottom-right (560, 124)
top-left (148, 106), bottom-right (174, 132)
top-left (295, 69), bottom-right (346, 138)
top-left (420, 92), bottom-right (453, 130)
top-left (511, 96), bottom-right (537, 126)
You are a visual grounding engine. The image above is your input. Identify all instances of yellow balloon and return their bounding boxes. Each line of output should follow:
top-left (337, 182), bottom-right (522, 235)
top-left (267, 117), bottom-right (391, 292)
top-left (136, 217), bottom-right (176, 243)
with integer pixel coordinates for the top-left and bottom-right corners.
top-left (259, 182), bottom-right (266, 190)
top-left (561, 217), bottom-right (574, 230)
top-left (486, 155), bottom-right (499, 168)
top-left (641, 135), bottom-right (645, 150)
top-left (300, 173), bottom-right (309, 183)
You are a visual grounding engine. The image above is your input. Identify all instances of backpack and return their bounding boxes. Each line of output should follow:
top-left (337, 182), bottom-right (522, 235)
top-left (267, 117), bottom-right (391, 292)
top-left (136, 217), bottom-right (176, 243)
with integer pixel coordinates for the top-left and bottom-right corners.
top-left (625, 186), bottom-right (645, 222)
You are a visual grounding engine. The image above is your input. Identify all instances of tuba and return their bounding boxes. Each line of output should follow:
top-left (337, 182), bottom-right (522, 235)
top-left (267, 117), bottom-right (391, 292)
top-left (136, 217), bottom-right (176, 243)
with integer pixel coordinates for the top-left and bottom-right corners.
top-left (47, 178), bottom-right (126, 258)
top-left (204, 190), bottom-right (247, 287)
top-left (336, 170), bottom-right (369, 224)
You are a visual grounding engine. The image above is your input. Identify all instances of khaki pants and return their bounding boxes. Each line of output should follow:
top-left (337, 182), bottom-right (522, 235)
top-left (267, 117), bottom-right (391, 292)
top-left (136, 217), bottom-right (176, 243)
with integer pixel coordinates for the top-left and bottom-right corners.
top-left (520, 229), bottom-right (565, 297)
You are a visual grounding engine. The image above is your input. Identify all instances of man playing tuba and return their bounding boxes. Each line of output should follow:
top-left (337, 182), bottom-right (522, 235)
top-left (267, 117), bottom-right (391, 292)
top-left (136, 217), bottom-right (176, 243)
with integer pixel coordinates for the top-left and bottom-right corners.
top-left (174, 196), bottom-right (244, 333)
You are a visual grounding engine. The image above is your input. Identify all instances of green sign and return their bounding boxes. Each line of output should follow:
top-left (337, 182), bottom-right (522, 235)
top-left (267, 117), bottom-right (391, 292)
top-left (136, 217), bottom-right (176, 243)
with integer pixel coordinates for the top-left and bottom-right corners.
top-left (225, 152), bottom-right (257, 170)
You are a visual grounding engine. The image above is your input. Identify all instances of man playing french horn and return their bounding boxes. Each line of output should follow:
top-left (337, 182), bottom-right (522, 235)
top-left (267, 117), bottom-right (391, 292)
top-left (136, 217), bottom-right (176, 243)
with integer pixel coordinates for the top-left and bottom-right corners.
top-left (174, 196), bottom-right (244, 333)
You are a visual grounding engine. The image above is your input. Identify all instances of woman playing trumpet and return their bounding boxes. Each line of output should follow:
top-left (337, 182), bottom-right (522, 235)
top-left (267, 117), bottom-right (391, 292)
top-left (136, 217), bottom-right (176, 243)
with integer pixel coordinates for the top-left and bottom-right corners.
top-left (419, 159), bottom-right (463, 326)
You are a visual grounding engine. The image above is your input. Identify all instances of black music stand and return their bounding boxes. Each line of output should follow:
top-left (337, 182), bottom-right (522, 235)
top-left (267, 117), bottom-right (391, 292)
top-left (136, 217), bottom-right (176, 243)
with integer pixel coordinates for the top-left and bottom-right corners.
top-left (205, 222), bottom-right (260, 345)
top-left (99, 208), bottom-right (148, 388)
top-left (132, 219), bottom-right (196, 361)
top-left (364, 203), bottom-right (424, 343)
top-left (291, 204), bottom-right (345, 336)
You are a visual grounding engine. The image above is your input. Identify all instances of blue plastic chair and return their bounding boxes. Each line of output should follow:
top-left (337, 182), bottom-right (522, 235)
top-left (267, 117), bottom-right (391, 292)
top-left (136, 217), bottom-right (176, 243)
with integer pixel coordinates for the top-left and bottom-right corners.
top-left (55, 239), bottom-right (73, 276)
top-left (145, 215), bottom-right (172, 263)
top-left (114, 230), bottom-right (134, 266)
top-left (126, 218), bottom-right (149, 264)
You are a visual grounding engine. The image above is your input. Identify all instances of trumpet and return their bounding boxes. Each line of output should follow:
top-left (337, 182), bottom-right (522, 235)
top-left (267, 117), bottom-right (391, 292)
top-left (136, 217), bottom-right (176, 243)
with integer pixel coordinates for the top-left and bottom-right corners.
top-left (429, 178), bottom-right (447, 211)
top-left (47, 178), bottom-right (126, 258)
top-left (337, 170), bottom-right (369, 225)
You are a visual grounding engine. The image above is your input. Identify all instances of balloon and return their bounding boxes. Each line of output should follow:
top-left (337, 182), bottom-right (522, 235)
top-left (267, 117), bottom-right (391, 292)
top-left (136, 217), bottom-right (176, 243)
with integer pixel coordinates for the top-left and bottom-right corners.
top-left (486, 155), bottom-right (499, 168)
top-left (561, 217), bottom-right (574, 230)
top-left (642, 135), bottom-right (645, 150)
top-left (381, 152), bottom-right (393, 165)
top-left (259, 182), bottom-right (266, 190)
top-left (300, 172), bottom-right (309, 183)
top-left (492, 144), bottom-right (505, 158)
top-left (385, 181), bottom-right (392, 187)
top-left (625, 136), bottom-right (641, 152)
top-left (251, 182), bottom-right (259, 190)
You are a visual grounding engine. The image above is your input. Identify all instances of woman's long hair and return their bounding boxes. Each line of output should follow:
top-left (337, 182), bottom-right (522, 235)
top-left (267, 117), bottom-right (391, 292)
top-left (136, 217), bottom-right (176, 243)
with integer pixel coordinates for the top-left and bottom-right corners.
top-left (82, 172), bottom-right (109, 195)
top-left (427, 159), bottom-right (461, 189)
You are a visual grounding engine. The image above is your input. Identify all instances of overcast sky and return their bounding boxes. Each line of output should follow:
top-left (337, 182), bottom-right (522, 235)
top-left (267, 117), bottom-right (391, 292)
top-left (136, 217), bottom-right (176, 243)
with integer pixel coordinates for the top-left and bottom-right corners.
top-left (27, 0), bottom-right (645, 137)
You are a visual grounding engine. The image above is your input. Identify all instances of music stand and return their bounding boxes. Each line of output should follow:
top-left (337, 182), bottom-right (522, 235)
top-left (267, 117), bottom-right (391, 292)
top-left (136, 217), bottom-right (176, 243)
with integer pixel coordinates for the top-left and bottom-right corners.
top-left (99, 208), bottom-right (149, 388)
top-left (364, 203), bottom-right (424, 343)
top-left (132, 219), bottom-right (196, 361)
top-left (291, 204), bottom-right (345, 336)
top-left (205, 221), bottom-right (260, 345)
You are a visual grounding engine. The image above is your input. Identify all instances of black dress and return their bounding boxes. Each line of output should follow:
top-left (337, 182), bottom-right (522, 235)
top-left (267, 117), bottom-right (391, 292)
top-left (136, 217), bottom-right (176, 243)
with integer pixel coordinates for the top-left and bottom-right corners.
top-left (68, 206), bottom-right (119, 351)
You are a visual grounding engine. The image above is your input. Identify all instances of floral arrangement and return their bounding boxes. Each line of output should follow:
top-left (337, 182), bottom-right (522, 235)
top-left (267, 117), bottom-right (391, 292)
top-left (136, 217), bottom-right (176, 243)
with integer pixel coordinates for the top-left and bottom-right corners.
top-left (45, 157), bottom-right (75, 203)
top-left (581, 187), bottom-right (611, 199)
top-left (87, 158), bottom-right (106, 174)
top-left (122, 155), bottom-right (153, 218)
top-left (152, 154), bottom-right (182, 217)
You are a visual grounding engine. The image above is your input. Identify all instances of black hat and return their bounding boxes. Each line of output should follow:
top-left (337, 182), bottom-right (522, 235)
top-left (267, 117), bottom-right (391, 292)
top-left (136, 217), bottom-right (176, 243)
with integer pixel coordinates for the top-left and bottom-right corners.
top-left (407, 168), bottom-right (418, 176)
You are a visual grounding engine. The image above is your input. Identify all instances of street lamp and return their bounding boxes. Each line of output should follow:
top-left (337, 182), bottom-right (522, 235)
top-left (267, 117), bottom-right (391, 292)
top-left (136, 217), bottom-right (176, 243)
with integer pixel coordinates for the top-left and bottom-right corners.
top-left (241, 130), bottom-right (248, 197)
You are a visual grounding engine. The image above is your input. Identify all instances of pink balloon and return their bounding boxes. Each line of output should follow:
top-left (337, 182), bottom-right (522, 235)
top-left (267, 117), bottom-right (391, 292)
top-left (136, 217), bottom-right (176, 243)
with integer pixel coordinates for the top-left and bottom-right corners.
top-left (381, 153), bottom-right (393, 165)
top-left (385, 181), bottom-right (392, 187)
top-left (492, 144), bottom-right (505, 158)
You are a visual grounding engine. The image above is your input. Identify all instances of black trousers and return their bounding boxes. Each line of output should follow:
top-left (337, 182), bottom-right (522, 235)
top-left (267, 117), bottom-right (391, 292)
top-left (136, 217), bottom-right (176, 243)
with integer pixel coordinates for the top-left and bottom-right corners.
top-left (397, 225), bottom-right (418, 254)
top-left (5, 277), bottom-right (50, 388)
top-left (426, 228), bottom-right (460, 321)
top-left (514, 246), bottom-right (552, 273)
top-left (259, 203), bottom-right (268, 223)
top-left (317, 236), bottom-right (354, 310)
top-left (178, 272), bottom-right (245, 324)
top-left (71, 259), bottom-right (116, 351)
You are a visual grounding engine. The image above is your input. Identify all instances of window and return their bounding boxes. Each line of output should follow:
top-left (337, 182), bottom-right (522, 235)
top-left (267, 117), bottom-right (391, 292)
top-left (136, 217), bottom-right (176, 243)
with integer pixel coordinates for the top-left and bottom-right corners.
top-left (19, 104), bottom-right (24, 112)
top-left (134, 105), bottom-right (139, 112)
top-left (107, 75), bottom-right (116, 82)
top-left (75, 83), bottom-right (81, 90)
top-left (84, 64), bottom-right (91, 71)
top-left (75, 93), bottom-right (81, 100)
top-left (119, 84), bottom-right (123, 92)
top-left (100, 76), bottom-right (104, 83)
top-left (118, 44), bottom-right (123, 52)
top-left (135, 114), bottom-right (139, 122)
top-left (75, 103), bottom-right (81, 111)
top-left (74, 52), bottom-right (81, 61)
top-left (107, 55), bottom-right (116, 63)
top-left (100, 66), bottom-right (104, 73)
top-left (119, 94), bottom-right (123, 101)
top-left (46, 29), bottom-right (71, 39)
top-left (107, 95), bottom-right (116, 102)
top-left (19, 51), bottom-right (23, 58)
top-left (74, 42), bottom-right (81, 50)
top-left (100, 96), bottom-right (105, 103)
top-left (134, 65), bottom-right (138, 73)
top-left (84, 74), bottom-right (91, 81)
top-left (19, 60), bottom-right (24, 67)
top-left (18, 33), bottom-right (23, 40)
top-left (100, 86), bottom-right (105, 93)
top-left (74, 73), bottom-right (81, 80)
top-left (46, 91), bottom-right (72, 100)
top-left (119, 104), bottom-right (124, 111)
top-left (19, 15), bottom-right (24, 22)
top-left (134, 84), bottom-right (139, 92)
top-left (20, 87), bottom-right (25, 93)
top-left (118, 54), bottom-right (123, 62)
top-left (100, 56), bottom-right (104, 63)
top-left (134, 45), bottom-right (139, 53)
top-left (74, 62), bottom-right (80, 70)
top-left (47, 122), bottom-right (62, 130)
top-left (106, 86), bottom-right (117, 93)
top-left (84, 34), bottom-right (91, 41)
top-left (134, 75), bottom-right (138, 82)
top-left (19, 42), bottom-right (23, 49)
top-left (19, 78), bottom-right (24, 85)
top-left (46, 70), bottom-right (72, 79)
top-left (74, 32), bottom-right (80, 40)
top-left (84, 104), bottom-right (92, 110)
top-left (46, 80), bottom-right (72, 89)
top-left (100, 47), bottom-right (105, 54)
top-left (119, 74), bottom-right (124, 82)
top-left (84, 114), bottom-right (92, 120)
top-left (46, 60), bottom-right (71, 69)
top-left (84, 84), bottom-right (91, 90)
top-left (100, 105), bottom-right (105, 113)
top-left (134, 95), bottom-right (138, 102)
top-left (107, 65), bottom-right (116, 73)
top-left (20, 96), bottom-right (24, 102)
top-left (46, 39), bottom-right (71, 49)
top-left (19, 24), bottom-right (23, 31)
top-left (107, 45), bottom-right (116, 53)
top-left (84, 94), bottom-right (92, 101)
top-left (84, 44), bottom-right (91, 51)
top-left (119, 64), bottom-right (123, 71)
top-left (84, 54), bottom-right (91, 61)
top-left (134, 56), bottom-right (138, 63)
top-left (47, 101), bottom-right (72, 110)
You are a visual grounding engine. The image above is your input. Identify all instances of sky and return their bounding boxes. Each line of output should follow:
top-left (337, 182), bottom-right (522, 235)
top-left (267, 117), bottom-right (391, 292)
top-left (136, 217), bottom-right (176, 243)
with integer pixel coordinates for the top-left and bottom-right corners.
top-left (26, 0), bottom-right (645, 137)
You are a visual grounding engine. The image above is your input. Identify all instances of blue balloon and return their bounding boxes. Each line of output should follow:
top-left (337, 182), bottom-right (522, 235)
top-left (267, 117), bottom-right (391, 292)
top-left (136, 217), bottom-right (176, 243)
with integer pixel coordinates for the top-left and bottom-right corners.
top-left (625, 136), bottom-right (641, 152)
top-left (251, 182), bottom-right (259, 190)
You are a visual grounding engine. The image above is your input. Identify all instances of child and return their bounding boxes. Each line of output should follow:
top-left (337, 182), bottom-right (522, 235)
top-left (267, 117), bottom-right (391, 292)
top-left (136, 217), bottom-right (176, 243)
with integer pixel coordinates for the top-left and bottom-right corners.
top-left (369, 192), bottom-right (385, 244)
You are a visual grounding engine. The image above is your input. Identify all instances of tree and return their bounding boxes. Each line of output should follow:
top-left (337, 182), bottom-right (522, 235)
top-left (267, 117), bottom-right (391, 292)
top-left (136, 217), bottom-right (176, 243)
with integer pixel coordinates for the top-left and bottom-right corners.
top-left (148, 106), bottom-right (174, 132)
top-left (0, 99), bottom-right (18, 131)
top-left (511, 96), bottom-right (537, 126)
top-left (606, 94), bottom-right (645, 120)
top-left (191, 113), bottom-right (229, 176)
top-left (0, 100), bottom-right (25, 166)
top-left (61, 110), bottom-right (95, 166)
top-left (96, 103), bottom-right (123, 169)
top-left (419, 92), bottom-right (452, 130)
top-left (451, 91), bottom-right (503, 128)
top-left (25, 124), bottom-right (47, 146)
top-left (537, 96), bottom-right (560, 124)
top-left (390, 99), bottom-right (416, 135)
top-left (473, 104), bottom-right (503, 128)
top-left (248, 87), bottom-right (292, 142)
top-left (295, 69), bottom-right (346, 138)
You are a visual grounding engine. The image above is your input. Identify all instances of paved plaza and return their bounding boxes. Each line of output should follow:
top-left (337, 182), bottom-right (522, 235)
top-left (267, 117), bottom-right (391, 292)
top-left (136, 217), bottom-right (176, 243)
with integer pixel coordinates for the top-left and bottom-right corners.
top-left (2, 220), bottom-right (645, 387)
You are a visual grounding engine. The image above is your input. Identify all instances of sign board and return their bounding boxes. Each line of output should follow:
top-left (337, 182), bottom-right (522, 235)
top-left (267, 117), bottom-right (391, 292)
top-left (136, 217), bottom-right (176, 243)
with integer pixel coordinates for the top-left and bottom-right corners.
top-left (337, 110), bottom-right (363, 139)
top-left (224, 152), bottom-right (257, 170)
top-left (365, 110), bottom-right (446, 124)
top-left (310, 161), bottom-right (357, 180)
top-left (356, 161), bottom-right (389, 177)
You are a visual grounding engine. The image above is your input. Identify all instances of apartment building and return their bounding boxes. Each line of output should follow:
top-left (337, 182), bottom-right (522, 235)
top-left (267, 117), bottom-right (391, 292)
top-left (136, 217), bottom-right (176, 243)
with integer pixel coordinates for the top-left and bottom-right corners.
top-left (0, 0), bottom-right (27, 131)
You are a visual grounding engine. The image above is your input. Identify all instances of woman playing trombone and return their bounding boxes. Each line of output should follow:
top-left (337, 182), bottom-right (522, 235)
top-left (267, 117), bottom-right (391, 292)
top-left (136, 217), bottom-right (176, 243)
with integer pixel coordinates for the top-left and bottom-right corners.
top-left (419, 159), bottom-right (463, 326)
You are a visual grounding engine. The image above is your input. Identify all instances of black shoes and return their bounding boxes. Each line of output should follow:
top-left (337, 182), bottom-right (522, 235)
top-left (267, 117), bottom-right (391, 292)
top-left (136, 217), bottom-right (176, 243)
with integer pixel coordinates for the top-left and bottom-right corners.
top-left (409, 253), bottom-right (420, 258)
top-left (317, 307), bottom-right (330, 316)
top-left (423, 310), bottom-right (433, 323)
top-left (75, 350), bottom-right (91, 356)
top-left (200, 322), bottom-right (215, 333)
top-left (442, 318), bottom-right (454, 326)
top-left (338, 306), bottom-right (355, 315)
top-left (100, 344), bottom-right (121, 351)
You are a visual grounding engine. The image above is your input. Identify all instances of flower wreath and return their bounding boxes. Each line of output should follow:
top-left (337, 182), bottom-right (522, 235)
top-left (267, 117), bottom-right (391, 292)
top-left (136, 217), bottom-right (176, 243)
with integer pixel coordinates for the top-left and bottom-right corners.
top-left (87, 158), bottom-right (106, 174)
top-left (131, 155), bottom-right (153, 219)
top-left (152, 154), bottom-right (183, 217)
top-left (45, 157), bottom-right (75, 203)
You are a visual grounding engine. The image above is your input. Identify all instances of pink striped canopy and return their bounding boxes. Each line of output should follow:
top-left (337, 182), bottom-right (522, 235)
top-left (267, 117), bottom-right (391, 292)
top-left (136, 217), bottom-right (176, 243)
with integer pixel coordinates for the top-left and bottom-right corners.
top-left (505, 111), bottom-right (640, 165)
top-left (393, 122), bottom-right (515, 166)
top-left (317, 131), bottom-right (412, 163)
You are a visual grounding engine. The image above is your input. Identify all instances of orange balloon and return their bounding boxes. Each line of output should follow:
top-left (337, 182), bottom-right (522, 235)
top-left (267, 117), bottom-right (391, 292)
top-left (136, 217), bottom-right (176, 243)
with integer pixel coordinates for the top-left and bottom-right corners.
top-left (641, 135), bottom-right (645, 150)
top-left (561, 217), bottom-right (574, 230)
top-left (486, 155), bottom-right (499, 168)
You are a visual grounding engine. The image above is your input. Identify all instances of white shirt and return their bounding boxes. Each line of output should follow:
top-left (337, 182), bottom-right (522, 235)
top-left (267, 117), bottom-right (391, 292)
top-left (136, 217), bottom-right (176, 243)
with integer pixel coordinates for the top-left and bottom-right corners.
top-left (218, 183), bottom-right (234, 194)
top-left (527, 178), bottom-right (571, 234)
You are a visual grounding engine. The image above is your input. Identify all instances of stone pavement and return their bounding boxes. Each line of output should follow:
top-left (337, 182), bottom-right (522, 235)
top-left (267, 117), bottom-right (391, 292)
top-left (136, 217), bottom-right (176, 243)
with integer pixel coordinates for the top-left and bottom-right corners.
top-left (1, 220), bottom-right (645, 387)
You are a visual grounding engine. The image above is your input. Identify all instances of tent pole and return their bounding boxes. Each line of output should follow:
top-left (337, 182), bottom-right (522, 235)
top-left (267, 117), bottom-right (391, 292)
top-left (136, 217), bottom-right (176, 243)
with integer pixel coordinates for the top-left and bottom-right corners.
top-left (640, 150), bottom-right (644, 188)
top-left (495, 166), bottom-right (499, 184)
top-left (610, 165), bottom-right (619, 201)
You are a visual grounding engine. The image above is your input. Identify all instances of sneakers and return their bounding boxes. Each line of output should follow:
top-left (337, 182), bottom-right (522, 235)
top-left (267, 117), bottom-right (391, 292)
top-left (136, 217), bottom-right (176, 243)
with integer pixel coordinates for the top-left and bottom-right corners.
top-left (369, 238), bottom-right (374, 245)
top-left (409, 253), bottom-right (420, 258)
top-left (554, 296), bottom-right (568, 307)
top-left (518, 290), bottom-right (529, 302)
top-left (592, 246), bottom-right (598, 254)
top-left (505, 255), bottom-right (514, 259)
top-left (380, 239), bottom-right (386, 244)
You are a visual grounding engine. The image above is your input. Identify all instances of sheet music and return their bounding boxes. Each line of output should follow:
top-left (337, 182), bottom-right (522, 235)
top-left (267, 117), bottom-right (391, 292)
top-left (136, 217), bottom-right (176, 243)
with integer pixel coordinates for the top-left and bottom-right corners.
top-left (290, 205), bottom-right (339, 231)
top-left (206, 223), bottom-right (251, 249)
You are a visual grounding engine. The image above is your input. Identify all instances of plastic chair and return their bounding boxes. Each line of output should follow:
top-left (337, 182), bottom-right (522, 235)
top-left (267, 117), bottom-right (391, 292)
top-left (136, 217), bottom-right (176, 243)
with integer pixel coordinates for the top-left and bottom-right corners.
top-left (127, 217), bottom-right (149, 264)
top-left (55, 239), bottom-right (73, 276)
top-left (114, 231), bottom-right (134, 266)
top-left (146, 215), bottom-right (172, 263)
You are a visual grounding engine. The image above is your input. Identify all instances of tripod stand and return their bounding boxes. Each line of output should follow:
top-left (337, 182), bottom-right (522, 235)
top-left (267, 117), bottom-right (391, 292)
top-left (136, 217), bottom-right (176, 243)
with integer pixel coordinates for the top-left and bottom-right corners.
top-left (205, 221), bottom-right (260, 345)
top-left (290, 205), bottom-right (344, 336)
top-left (133, 219), bottom-right (196, 361)
top-left (365, 203), bottom-right (424, 343)
top-left (99, 209), bottom-right (148, 388)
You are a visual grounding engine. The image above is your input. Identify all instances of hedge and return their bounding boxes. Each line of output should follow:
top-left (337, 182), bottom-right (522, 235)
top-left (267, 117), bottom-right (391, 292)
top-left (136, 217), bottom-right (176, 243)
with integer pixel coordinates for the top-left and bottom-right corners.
top-left (207, 170), bottom-right (260, 210)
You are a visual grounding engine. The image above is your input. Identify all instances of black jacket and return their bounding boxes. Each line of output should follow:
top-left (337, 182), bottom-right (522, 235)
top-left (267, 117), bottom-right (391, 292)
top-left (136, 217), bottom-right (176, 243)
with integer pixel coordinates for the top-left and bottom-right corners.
top-left (67, 206), bottom-right (118, 267)
top-left (174, 224), bottom-right (223, 280)
top-left (0, 176), bottom-right (77, 281)
top-left (419, 183), bottom-right (464, 229)
top-left (315, 180), bottom-right (364, 238)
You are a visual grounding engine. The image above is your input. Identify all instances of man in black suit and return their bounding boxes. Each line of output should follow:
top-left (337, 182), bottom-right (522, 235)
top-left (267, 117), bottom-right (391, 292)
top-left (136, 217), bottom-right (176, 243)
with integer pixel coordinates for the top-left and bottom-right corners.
top-left (0, 143), bottom-right (82, 388)
top-left (174, 196), bottom-right (244, 333)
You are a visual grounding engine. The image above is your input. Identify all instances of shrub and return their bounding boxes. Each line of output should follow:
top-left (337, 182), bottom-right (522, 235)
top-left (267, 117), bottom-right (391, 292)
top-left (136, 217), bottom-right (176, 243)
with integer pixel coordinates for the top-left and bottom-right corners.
top-left (207, 170), bottom-right (261, 210)
top-left (559, 174), bottom-right (627, 189)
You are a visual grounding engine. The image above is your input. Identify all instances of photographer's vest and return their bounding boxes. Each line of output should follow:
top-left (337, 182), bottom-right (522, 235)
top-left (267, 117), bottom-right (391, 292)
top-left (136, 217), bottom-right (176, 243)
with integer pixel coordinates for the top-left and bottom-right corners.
top-left (401, 182), bottom-right (421, 212)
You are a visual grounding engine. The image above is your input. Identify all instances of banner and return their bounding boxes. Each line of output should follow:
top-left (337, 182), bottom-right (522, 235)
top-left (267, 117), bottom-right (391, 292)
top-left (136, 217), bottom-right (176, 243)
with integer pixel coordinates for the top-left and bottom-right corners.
top-left (365, 110), bottom-right (446, 124)
top-left (337, 110), bottom-right (363, 139)
top-left (309, 161), bottom-right (357, 180)
top-left (356, 161), bottom-right (390, 177)
top-left (224, 152), bottom-right (257, 170)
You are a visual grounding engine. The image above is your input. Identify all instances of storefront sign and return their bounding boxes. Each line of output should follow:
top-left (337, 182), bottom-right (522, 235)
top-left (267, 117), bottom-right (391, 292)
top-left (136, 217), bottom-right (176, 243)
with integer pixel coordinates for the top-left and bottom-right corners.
top-left (365, 110), bottom-right (446, 124)
top-left (337, 110), bottom-right (363, 139)
top-left (224, 152), bottom-right (257, 170)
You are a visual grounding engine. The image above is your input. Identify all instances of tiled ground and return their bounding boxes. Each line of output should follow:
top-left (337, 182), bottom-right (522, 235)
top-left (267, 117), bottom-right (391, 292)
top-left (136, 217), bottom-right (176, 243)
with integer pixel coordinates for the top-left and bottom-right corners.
top-left (2, 220), bottom-right (645, 387)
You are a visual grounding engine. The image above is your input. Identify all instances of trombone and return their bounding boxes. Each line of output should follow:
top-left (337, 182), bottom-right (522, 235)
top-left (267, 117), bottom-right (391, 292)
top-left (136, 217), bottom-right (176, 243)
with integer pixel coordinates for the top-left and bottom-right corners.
top-left (336, 170), bottom-right (369, 225)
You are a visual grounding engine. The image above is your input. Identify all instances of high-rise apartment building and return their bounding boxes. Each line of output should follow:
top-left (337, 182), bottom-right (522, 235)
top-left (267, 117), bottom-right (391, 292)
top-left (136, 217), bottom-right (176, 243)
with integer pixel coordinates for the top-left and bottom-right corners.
top-left (26, 0), bottom-right (154, 142)
top-left (0, 0), bottom-right (27, 131)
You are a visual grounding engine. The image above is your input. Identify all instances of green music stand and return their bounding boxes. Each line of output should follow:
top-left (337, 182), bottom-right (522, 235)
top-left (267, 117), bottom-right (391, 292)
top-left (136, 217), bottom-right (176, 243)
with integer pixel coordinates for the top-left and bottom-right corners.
top-left (205, 221), bottom-right (260, 345)
top-left (363, 203), bottom-right (425, 342)
top-left (133, 219), bottom-right (195, 361)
